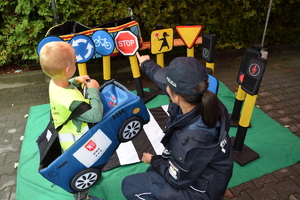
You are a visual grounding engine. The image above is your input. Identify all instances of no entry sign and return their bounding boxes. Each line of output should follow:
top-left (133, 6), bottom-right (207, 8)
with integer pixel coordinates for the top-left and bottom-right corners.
top-left (114, 30), bottom-right (139, 56)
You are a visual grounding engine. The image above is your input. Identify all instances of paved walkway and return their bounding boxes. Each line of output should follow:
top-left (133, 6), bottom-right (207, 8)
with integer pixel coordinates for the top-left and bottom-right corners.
top-left (0, 45), bottom-right (299, 200)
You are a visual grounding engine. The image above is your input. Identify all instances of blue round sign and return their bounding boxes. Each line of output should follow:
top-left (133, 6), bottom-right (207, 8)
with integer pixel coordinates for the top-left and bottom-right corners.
top-left (91, 30), bottom-right (115, 56)
top-left (69, 35), bottom-right (95, 63)
top-left (37, 36), bottom-right (63, 56)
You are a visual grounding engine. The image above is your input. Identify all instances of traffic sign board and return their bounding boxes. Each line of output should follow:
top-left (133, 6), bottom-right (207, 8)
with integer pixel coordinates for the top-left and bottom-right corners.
top-left (151, 28), bottom-right (173, 54)
top-left (37, 36), bottom-right (63, 56)
top-left (91, 30), bottom-right (115, 56)
top-left (114, 30), bottom-right (139, 56)
top-left (69, 35), bottom-right (95, 63)
top-left (175, 25), bottom-right (202, 48)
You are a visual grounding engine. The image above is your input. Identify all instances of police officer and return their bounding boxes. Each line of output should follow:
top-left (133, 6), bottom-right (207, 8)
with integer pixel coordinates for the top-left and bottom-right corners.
top-left (121, 53), bottom-right (234, 200)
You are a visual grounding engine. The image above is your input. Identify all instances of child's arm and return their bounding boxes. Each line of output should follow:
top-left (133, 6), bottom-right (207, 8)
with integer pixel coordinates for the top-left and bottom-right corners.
top-left (69, 87), bottom-right (103, 123)
top-left (69, 76), bottom-right (103, 124)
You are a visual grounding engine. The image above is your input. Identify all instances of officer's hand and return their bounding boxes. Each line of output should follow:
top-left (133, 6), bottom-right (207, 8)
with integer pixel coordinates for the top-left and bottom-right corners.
top-left (141, 152), bottom-right (153, 164)
top-left (136, 52), bottom-right (150, 66)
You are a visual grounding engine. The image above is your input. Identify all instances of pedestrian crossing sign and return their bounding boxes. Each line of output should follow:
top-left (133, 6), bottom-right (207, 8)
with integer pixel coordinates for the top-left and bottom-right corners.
top-left (151, 28), bottom-right (174, 54)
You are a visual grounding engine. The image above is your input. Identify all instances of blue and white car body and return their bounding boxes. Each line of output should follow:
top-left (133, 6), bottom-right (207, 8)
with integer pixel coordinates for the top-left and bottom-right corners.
top-left (37, 80), bottom-right (150, 193)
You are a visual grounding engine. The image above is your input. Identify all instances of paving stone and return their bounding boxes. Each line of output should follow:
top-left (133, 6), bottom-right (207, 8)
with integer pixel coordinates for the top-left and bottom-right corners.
top-left (0, 174), bottom-right (16, 190)
top-left (251, 173), bottom-right (278, 188)
top-left (0, 187), bottom-right (11, 200)
top-left (0, 162), bottom-right (17, 176)
top-left (248, 183), bottom-right (280, 200)
top-left (272, 167), bottom-right (299, 181)
top-left (0, 153), bottom-right (5, 165)
top-left (290, 175), bottom-right (300, 187)
top-left (228, 181), bottom-right (257, 196)
top-left (224, 191), bottom-right (253, 200)
top-left (277, 116), bottom-right (294, 125)
top-left (272, 177), bottom-right (300, 200)
top-left (5, 152), bottom-right (20, 166)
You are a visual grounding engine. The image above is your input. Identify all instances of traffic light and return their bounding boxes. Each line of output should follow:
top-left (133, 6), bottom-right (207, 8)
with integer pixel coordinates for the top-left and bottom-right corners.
top-left (202, 34), bottom-right (216, 63)
top-left (237, 45), bottom-right (262, 85)
top-left (241, 57), bottom-right (267, 95)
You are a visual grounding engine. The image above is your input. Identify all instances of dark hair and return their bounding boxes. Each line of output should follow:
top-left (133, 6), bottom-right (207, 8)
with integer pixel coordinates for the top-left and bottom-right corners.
top-left (170, 80), bottom-right (220, 128)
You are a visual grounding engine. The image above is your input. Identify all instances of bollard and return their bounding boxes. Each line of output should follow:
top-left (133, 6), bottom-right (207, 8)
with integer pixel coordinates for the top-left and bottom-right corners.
top-left (231, 57), bottom-right (267, 166)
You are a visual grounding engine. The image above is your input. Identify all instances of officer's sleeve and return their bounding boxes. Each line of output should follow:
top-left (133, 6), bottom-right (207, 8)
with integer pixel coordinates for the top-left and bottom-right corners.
top-left (151, 148), bottom-right (215, 189)
top-left (140, 60), bottom-right (168, 95)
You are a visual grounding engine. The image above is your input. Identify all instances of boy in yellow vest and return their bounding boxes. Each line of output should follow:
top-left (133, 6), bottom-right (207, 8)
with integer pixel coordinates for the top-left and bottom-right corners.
top-left (39, 41), bottom-right (103, 200)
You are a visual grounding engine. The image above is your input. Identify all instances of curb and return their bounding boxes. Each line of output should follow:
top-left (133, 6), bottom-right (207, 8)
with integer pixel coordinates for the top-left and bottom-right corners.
top-left (0, 70), bottom-right (50, 89)
top-left (1, 43), bottom-right (299, 90)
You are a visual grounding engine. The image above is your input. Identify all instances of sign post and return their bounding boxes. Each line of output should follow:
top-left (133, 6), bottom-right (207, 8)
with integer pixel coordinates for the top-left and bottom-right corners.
top-left (92, 30), bottom-right (115, 81)
top-left (114, 30), bottom-right (148, 101)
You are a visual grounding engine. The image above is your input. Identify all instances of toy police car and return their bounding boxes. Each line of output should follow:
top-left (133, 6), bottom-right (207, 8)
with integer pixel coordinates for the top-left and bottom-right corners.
top-left (37, 80), bottom-right (150, 193)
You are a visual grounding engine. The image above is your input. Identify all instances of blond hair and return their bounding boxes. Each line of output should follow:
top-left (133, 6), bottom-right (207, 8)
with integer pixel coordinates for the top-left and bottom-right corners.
top-left (39, 41), bottom-right (76, 78)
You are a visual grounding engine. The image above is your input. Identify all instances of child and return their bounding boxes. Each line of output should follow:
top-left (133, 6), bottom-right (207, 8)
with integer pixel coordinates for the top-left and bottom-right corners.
top-left (39, 41), bottom-right (103, 200)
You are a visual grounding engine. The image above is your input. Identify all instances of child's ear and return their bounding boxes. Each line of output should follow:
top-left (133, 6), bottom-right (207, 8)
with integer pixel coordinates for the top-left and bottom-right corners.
top-left (65, 66), bottom-right (70, 75)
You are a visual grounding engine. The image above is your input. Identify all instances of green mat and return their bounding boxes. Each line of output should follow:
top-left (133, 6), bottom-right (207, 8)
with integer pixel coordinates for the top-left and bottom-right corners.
top-left (16, 82), bottom-right (300, 200)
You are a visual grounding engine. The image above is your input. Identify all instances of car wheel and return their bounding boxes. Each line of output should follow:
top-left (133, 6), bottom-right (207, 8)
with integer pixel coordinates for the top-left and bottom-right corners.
top-left (70, 168), bottom-right (101, 192)
top-left (119, 117), bottom-right (143, 142)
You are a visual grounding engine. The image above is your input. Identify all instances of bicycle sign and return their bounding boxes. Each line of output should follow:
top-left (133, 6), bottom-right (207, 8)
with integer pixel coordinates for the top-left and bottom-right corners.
top-left (92, 30), bottom-right (115, 56)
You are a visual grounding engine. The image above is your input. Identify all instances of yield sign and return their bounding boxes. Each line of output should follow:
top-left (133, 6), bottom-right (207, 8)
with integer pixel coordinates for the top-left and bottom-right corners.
top-left (175, 25), bottom-right (202, 48)
top-left (114, 30), bottom-right (139, 56)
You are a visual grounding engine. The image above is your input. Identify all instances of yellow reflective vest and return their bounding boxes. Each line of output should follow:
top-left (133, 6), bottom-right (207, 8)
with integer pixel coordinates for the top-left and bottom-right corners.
top-left (49, 80), bottom-right (89, 151)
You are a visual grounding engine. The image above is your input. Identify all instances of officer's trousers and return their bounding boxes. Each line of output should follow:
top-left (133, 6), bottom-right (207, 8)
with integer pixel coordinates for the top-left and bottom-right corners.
top-left (122, 167), bottom-right (165, 200)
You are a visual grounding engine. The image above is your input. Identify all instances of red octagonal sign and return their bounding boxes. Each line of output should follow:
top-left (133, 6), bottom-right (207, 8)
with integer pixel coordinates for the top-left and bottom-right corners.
top-left (114, 30), bottom-right (139, 56)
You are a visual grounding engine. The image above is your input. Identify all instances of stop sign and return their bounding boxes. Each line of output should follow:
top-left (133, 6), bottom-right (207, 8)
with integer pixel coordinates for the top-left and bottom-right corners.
top-left (114, 30), bottom-right (139, 56)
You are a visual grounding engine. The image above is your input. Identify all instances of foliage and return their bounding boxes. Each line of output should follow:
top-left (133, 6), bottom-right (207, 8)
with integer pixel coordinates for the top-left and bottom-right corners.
top-left (0, 0), bottom-right (299, 67)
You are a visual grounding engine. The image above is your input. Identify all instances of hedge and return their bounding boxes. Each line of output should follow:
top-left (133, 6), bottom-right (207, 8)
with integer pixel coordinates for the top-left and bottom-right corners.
top-left (0, 0), bottom-right (299, 66)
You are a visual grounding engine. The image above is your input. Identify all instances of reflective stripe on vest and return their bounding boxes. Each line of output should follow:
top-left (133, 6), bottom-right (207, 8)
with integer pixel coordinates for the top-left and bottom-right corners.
top-left (59, 125), bottom-right (89, 151)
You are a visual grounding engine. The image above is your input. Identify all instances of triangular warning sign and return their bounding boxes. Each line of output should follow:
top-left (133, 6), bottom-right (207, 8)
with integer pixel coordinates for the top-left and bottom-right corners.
top-left (175, 25), bottom-right (202, 48)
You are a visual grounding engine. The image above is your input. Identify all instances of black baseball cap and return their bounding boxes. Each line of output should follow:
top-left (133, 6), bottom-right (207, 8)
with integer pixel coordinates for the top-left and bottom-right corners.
top-left (154, 57), bottom-right (208, 95)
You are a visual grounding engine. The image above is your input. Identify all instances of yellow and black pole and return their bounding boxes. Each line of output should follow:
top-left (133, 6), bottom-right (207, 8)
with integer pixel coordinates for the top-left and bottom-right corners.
top-left (202, 33), bottom-right (216, 75)
top-left (77, 63), bottom-right (88, 76)
top-left (230, 45), bottom-right (262, 126)
top-left (233, 93), bottom-right (257, 152)
top-left (114, 29), bottom-right (157, 103)
top-left (187, 47), bottom-right (194, 58)
top-left (129, 54), bottom-right (144, 98)
top-left (102, 55), bottom-right (111, 81)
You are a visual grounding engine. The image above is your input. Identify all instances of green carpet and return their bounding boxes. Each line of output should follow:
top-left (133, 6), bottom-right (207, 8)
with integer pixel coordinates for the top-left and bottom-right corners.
top-left (16, 82), bottom-right (300, 200)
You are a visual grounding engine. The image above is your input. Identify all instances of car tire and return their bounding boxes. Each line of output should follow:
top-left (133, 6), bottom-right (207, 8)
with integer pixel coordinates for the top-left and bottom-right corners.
top-left (70, 168), bottom-right (101, 192)
top-left (118, 117), bottom-right (143, 142)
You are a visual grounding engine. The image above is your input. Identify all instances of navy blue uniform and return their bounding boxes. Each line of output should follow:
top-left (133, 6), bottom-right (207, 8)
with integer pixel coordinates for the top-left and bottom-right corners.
top-left (122, 60), bottom-right (234, 200)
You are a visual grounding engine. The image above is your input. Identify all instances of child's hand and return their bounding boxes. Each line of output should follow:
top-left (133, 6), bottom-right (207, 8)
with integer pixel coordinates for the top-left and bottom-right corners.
top-left (136, 52), bottom-right (150, 66)
top-left (87, 79), bottom-right (99, 88)
top-left (74, 75), bottom-right (91, 84)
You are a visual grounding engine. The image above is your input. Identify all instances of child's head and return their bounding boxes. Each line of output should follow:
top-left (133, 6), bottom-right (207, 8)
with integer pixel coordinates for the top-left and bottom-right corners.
top-left (39, 41), bottom-right (76, 79)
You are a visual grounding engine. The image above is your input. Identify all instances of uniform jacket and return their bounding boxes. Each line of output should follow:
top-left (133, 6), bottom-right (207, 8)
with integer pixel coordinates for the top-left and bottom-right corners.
top-left (141, 60), bottom-right (234, 200)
